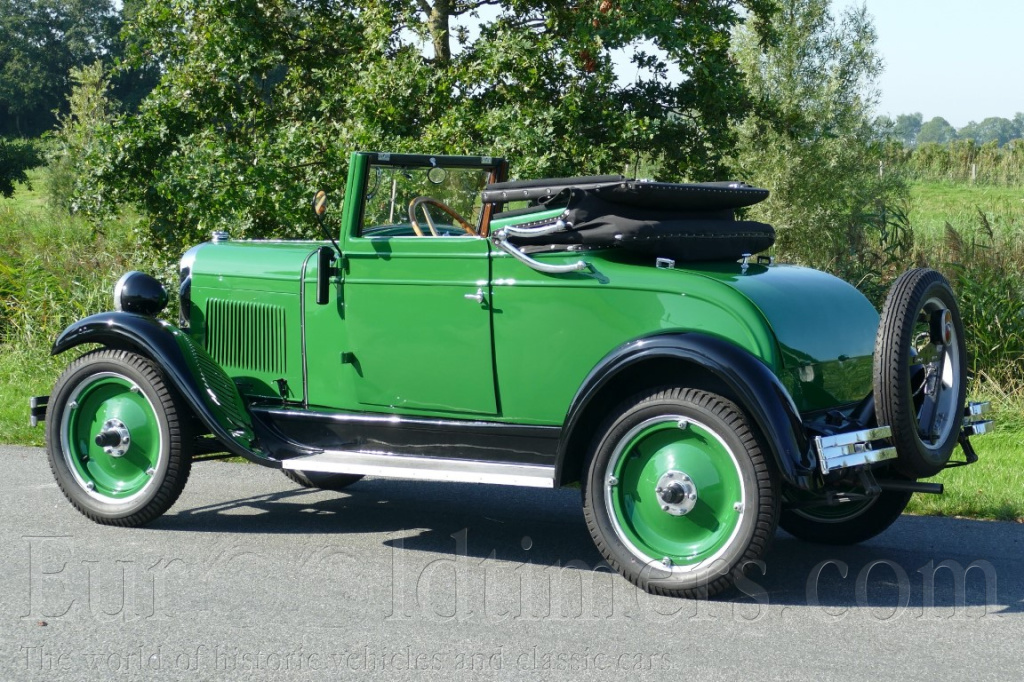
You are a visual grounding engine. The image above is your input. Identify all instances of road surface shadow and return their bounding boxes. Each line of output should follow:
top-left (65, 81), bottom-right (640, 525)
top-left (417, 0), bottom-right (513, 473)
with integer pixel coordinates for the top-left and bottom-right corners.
top-left (154, 474), bottom-right (1024, 614)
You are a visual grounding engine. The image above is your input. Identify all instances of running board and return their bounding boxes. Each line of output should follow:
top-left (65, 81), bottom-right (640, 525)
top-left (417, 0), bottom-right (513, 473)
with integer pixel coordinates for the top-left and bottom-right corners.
top-left (281, 451), bottom-right (556, 488)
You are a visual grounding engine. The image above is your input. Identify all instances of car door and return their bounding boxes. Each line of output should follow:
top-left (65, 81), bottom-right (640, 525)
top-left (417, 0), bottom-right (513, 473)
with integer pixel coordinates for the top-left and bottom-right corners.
top-left (341, 233), bottom-right (497, 416)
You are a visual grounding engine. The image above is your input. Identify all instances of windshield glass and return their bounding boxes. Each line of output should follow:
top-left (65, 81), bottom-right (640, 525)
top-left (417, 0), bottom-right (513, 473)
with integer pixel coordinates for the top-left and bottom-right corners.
top-left (361, 163), bottom-right (492, 237)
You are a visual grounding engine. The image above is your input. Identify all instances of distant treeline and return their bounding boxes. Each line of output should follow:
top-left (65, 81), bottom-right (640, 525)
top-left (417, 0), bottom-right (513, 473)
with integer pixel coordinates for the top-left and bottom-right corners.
top-left (883, 139), bottom-right (1024, 187)
top-left (878, 113), bottom-right (1024, 149)
top-left (877, 113), bottom-right (1024, 186)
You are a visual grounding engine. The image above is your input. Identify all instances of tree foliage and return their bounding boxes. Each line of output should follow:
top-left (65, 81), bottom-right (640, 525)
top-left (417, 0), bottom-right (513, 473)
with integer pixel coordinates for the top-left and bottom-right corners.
top-left (46, 62), bottom-right (114, 213)
top-left (0, 137), bottom-right (43, 197)
top-left (730, 0), bottom-right (908, 292)
top-left (74, 0), bottom-right (777, 251)
top-left (916, 116), bottom-right (957, 145)
top-left (892, 112), bottom-right (922, 147)
top-left (0, 0), bottom-right (122, 137)
top-left (957, 116), bottom-right (1019, 147)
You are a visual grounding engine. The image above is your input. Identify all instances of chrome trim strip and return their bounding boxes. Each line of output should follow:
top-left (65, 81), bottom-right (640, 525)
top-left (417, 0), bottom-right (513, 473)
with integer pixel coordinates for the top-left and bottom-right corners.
top-left (252, 405), bottom-right (561, 436)
top-left (500, 219), bottom-right (570, 238)
top-left (281, 450), bottom-right (556, 488)
top-left (298, 248), bottom-right (320, 408)
top-left (814, 426), bottom-right (898, 475)
top-left (492, 229), bottom-right (588, 274)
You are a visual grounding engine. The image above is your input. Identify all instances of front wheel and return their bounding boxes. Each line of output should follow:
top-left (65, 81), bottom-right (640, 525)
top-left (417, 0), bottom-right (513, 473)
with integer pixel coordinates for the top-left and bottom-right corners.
top-left (582, 387), bottom-right (778, 598)
top-left (45, 349), bottom-right (193, 527)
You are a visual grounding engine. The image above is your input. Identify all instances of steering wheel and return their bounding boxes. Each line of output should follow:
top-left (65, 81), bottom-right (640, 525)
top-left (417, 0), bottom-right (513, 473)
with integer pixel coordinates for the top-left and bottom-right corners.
top-left (408, 196), bottom-right (476, 236)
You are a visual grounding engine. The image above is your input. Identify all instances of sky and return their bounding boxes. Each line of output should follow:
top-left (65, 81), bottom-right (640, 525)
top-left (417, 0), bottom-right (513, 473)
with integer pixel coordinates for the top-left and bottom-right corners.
top-left (832, 0), bottom-right (1024, 127)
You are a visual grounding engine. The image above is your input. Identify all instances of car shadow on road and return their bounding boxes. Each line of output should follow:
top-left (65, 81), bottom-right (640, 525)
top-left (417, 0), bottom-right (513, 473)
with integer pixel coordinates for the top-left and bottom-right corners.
top-left (156, 475), bottom-right (1024, 614)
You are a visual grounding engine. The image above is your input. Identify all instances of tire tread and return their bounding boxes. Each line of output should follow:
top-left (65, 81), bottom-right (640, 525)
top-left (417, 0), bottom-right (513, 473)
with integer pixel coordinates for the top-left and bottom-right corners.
top-left (45, 349), bottom-right (193, 527)
top-left (582, 386), bottom-right (778, 599)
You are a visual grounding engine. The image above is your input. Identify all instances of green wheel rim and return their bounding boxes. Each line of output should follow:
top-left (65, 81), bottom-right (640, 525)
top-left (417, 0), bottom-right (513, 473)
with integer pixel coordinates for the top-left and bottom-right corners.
top-left (603, 415), bottom-right (745, 572)
top-left (59, 372), bottom-right (164, 502)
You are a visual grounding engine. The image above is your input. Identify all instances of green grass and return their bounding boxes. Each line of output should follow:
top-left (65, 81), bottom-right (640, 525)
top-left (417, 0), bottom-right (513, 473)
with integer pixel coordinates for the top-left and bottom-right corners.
top-left (907, 429), bottom-right (1023, 523)
top-left (0, 167), bottom-right (47, 214)
top-left (0, 345), bottom-right (61, 446)
top-left (909, 180), bottom-right (1024, 252)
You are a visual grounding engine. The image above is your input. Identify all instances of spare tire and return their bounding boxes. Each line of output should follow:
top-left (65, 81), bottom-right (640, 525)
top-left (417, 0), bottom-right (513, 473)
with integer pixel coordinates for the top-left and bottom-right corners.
top-left (874, 269), bottom-right (967, 478)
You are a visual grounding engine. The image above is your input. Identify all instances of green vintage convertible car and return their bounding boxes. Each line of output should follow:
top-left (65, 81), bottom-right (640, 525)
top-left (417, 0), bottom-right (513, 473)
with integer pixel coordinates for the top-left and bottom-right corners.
top-left (31, 152), bottom-right (992, 598)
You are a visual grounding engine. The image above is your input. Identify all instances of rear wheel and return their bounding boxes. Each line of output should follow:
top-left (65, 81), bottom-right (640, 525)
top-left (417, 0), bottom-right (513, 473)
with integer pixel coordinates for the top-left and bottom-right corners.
top-left (779, 484), bottom-right (912, 545)
top-left (583, 387), bottom-right (778, 598)
top-left (45, 349), bottom-right (193, 526)
top-left (281, 469), bottom-right (364, 491)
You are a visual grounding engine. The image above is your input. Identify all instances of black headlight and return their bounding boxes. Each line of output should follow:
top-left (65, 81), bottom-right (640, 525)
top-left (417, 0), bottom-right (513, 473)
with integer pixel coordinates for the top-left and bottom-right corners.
top-left (113, 271), bottom-right (168, 316)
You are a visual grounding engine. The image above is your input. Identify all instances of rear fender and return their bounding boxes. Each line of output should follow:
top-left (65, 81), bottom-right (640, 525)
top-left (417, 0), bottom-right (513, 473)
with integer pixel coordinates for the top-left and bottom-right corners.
top-left (52, 312), bottom-right (277, 466)
top-left (557, 332), bottom-right (816, 489)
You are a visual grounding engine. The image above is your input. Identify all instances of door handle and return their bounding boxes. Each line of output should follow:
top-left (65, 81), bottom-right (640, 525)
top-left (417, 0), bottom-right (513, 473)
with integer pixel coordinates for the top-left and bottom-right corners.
top-left (464, 288), bottom-right (485, 303)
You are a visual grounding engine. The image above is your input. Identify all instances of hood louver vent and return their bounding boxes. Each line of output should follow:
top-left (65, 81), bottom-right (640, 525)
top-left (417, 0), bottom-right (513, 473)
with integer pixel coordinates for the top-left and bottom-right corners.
top-left (206, 299), bottom-right (286, 375)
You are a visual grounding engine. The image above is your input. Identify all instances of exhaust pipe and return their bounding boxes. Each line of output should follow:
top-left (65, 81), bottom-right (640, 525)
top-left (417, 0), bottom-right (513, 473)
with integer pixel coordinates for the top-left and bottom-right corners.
top-left (877, 479), bottom-right (944, 495)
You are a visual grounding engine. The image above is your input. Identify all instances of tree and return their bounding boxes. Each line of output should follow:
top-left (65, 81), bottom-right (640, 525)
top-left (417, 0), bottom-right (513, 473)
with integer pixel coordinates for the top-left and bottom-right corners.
top-left (0, 0), bottom-right (121, 137)
top-left (76, 0), bottom-right (777, 250)
top-left (957, 117), bottom-right (1017, 147)
top-left (917, 116), bottom-right (957, 145)
top-left (46, 62), bottom-right (113, 213)
top-left (0, 137), bottom-right (42, 197)
top-left (893, 112), bottom-right (923, 147)
top-left (730, 0), bottom-right (909, 289)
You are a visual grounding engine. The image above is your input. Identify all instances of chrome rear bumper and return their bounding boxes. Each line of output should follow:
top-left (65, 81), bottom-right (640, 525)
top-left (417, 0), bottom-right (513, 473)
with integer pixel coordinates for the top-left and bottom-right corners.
top-left (814, 426), bottom-right (897, 475)
top-left (962, 401), bottom-right (993, 437)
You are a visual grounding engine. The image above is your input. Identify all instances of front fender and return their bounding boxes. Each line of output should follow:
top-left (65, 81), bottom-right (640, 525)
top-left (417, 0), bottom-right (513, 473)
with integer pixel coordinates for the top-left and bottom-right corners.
top-left (53, 312), bottom-right (276, 465)
top-left (558, 332), bottom-right (816, 489)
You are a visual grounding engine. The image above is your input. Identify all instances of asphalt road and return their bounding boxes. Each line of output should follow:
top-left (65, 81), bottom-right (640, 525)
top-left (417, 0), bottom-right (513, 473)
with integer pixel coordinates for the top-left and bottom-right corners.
top-left (1, 444), bottom-right (1021, 681)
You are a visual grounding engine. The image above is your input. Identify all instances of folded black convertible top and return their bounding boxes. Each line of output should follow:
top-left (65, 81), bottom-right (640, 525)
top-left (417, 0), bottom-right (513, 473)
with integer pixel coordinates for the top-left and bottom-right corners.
top-left (484, 177), bottom-right (774, 262)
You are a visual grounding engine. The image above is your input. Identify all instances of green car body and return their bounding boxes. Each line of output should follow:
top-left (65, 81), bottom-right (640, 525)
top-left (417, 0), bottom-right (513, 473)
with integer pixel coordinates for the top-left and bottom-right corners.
top-left (37, 151), bottom-right (990, 598)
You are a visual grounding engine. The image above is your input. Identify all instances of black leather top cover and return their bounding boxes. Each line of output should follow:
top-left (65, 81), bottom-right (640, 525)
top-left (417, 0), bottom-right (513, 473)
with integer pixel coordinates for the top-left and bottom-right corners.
top-left (502, 186), bottom-right (775, 261)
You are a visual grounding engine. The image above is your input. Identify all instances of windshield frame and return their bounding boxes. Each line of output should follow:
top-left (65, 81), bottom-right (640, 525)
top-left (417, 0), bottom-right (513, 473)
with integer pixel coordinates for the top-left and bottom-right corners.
top-left (354, 152), bottom-right (507, 238)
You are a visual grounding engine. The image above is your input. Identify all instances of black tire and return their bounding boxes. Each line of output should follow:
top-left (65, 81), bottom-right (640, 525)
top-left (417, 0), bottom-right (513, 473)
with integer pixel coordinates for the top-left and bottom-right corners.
top-left (779, 485), bottom-right (912, 545)
top-left (582, 387), bottom-right (778, 599)
top-left (874, 268), bottom-right (967, 478)
top-left (45, 349), bottom-right (193, 527)
top-left (282, 468), bottom-right (364, 491)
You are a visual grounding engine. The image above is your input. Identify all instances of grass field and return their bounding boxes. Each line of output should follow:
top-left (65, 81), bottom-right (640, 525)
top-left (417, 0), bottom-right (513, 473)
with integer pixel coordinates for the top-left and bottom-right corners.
top-left (1, 167), bottom-right (46, 212)
top-left (1, 174), bottom-right (1021, 521)
top-left (909, 180), bottom-right (1024, 253)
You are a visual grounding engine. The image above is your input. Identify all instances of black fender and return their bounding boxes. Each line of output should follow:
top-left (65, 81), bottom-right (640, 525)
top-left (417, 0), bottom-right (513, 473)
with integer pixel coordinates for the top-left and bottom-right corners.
top-left (556, 332), bottom-right (816, 489)
top-left (52, 312), bottom-right (278, 466)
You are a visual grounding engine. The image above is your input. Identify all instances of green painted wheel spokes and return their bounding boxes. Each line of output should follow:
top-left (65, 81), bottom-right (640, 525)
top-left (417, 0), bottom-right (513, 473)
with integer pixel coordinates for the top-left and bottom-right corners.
top-left (60, 372), bottom-right (164, 502)
top-left (604, 416), bottom-right (745, 571)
